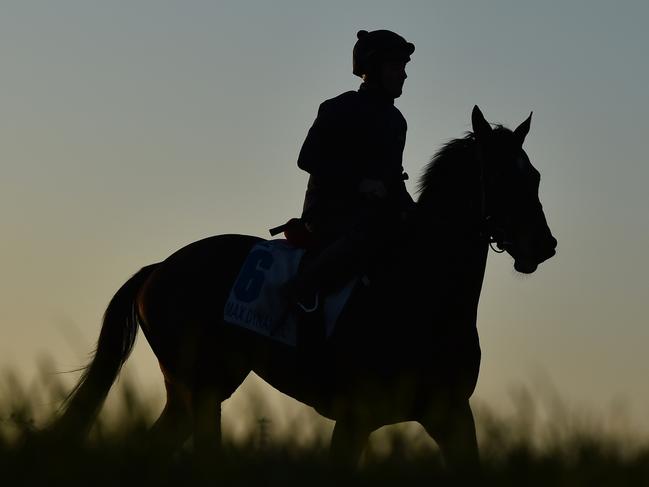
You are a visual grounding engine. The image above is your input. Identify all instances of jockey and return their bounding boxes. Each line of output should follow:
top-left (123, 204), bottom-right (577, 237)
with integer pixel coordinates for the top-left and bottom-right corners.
top-left (293, 29), bottom-right (416, 308)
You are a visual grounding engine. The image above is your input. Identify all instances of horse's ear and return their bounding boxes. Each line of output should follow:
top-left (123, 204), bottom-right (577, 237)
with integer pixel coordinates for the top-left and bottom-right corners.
top-left (514, 111), bottom-right (533, 145)
top-left (472, 105), bottom-right (492, 139)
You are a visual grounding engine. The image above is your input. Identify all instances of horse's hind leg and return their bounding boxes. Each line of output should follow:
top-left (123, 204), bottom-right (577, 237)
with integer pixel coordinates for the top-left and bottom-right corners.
top-left (148, 378), bottom-right (192, 456)
top-left (189, 369), bottom-right (249, 458)
top-left (420, 399), bottom-right (480, 472)
top-left (190, 385), bottom-right (223, 457)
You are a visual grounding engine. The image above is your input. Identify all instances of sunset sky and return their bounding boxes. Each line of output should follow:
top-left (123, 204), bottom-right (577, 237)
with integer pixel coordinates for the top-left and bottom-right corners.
top-left (1, 1), bottom-right (648, 435)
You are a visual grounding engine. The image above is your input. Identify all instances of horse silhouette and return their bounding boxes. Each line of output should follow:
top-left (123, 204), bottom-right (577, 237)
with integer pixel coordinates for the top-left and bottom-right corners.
top-left (52, 106), bottom-right (557, 470)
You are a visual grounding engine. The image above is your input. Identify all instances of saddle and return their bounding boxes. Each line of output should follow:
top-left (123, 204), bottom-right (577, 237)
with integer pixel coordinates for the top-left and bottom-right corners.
top-left (223, 231), bottom-right (358, 348)
top-left (268, 218), bottom-right (318, 249)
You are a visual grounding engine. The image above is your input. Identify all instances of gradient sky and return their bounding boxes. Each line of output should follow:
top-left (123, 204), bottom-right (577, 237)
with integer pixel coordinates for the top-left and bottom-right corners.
top-left (1, 1), bottom-right (648, 433)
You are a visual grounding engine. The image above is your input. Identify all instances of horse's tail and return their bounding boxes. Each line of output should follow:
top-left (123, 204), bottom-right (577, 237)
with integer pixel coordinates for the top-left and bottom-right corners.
top-left (51, 264), bottom-right (158, 438)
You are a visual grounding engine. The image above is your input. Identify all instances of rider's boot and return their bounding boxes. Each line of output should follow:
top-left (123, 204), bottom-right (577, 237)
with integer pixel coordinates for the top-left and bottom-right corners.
top-left (294, 233), bottom-right (359, 306)
top-left (288, 234), bottom-right (360, 350)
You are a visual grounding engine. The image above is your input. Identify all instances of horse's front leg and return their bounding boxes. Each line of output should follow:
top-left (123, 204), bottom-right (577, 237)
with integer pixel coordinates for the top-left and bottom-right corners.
top-left (330, 418), bottom-right (374, 468)
top-left (419, 399), bottom-right (480, 472)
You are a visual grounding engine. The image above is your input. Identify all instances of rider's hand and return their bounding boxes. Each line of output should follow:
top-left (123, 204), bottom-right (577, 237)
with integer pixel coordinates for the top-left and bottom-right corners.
top-left (359, 178), bottom-right (387, 200)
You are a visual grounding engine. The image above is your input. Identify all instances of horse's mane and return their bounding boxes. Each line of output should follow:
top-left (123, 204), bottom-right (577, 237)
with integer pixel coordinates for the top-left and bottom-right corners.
top-left (417, 132), bottom-right (475, 199)
top-left (416, 125), bottom-right (511, 203)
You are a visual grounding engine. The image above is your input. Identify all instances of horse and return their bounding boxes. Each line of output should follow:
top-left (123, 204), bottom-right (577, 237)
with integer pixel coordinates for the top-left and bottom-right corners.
top-left (52, 106), bottom-right (557, 470)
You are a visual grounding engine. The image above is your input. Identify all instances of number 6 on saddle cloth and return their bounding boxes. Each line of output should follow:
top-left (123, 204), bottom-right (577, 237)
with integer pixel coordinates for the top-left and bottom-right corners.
top-left (223, 240), bottom-right (357, 347)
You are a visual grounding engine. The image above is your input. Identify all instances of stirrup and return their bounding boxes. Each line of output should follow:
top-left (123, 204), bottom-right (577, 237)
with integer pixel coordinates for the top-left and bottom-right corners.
top-left (297, 293), bottom-right (319, 313)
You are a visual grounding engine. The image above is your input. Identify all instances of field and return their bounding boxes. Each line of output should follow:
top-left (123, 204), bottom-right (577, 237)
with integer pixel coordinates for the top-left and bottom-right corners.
top-left (1, 364), bottom-right (648, 486)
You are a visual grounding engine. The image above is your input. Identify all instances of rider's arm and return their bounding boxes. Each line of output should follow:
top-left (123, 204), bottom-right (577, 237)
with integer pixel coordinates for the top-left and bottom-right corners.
top-left (297, 100), bottom-right (357, 190)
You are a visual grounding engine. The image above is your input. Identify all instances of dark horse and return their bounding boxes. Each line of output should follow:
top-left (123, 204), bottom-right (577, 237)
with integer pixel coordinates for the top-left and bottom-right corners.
top-left (53, 106), bottom-right (556, 469)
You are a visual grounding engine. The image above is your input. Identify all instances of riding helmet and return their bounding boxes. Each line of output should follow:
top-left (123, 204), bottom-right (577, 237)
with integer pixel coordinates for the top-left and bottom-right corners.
top-left (352, 29), bottom-right (415, 77)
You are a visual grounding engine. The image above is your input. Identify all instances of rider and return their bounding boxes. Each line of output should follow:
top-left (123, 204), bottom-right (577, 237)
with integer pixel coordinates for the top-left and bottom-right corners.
top-left (293, 29), bottom-right (416, 308)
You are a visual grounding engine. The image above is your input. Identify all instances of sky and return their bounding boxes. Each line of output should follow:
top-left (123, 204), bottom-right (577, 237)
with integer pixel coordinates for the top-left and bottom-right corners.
top-left (1, 1), bottom-right (648, 436)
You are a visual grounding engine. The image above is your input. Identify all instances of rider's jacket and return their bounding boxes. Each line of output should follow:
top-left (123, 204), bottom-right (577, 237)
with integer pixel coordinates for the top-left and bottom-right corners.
top-left (298, 82), bottom-right (414, 234)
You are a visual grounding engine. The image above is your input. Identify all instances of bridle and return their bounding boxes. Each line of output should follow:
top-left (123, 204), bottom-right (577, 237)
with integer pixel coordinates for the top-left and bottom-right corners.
top-left (476, 144), bottom-right (510, 255)
top-left (485, 218), bottom-right (507, 253)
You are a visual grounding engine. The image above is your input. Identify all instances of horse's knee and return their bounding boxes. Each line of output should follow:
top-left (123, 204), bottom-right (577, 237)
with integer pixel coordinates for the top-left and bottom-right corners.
top-left (420, 401), bottom-right (479, 470)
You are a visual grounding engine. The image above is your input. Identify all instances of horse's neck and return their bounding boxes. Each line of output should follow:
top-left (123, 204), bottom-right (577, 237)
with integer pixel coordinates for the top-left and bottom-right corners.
top-left (397, 158), bottom-right (489, 320)
top-left (406, 214), bottom-right (488, 290)
top-left (415, 143), bottom-right (485, 263)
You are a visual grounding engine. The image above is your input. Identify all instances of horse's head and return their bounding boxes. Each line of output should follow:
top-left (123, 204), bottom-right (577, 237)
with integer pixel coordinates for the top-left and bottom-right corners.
top-left (472, 106), bottom-right (557, 273)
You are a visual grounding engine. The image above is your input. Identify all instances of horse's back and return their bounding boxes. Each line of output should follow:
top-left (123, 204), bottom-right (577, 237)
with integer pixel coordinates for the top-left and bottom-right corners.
top-left (164, 233), bottom-right (263, 268)
top-left (136, 233), bottom-right (263, 374)
top-left (144, 233), bottom-right (261, 298)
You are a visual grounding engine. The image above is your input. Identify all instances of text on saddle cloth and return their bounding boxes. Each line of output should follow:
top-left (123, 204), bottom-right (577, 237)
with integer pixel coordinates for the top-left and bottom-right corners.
top-left (223, 240), bottom-right (356, 347)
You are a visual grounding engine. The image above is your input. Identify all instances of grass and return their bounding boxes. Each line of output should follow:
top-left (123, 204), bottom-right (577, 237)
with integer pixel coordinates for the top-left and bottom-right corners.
top-left (1, 364), bottom-right (649, 486)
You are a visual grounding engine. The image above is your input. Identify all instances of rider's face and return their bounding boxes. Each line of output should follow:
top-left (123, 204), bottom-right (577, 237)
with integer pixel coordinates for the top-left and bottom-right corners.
top-left (379, 59), bottom-right (408, 98)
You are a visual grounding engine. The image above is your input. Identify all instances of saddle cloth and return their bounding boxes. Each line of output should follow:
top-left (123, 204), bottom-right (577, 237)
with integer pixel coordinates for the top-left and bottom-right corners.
top-left (223, 240), bottom-right (356, 346)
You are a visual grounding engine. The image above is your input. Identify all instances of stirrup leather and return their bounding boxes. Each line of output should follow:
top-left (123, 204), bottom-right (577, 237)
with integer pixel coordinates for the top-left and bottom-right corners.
top-left (297, 293), bottom-right (319, 313)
